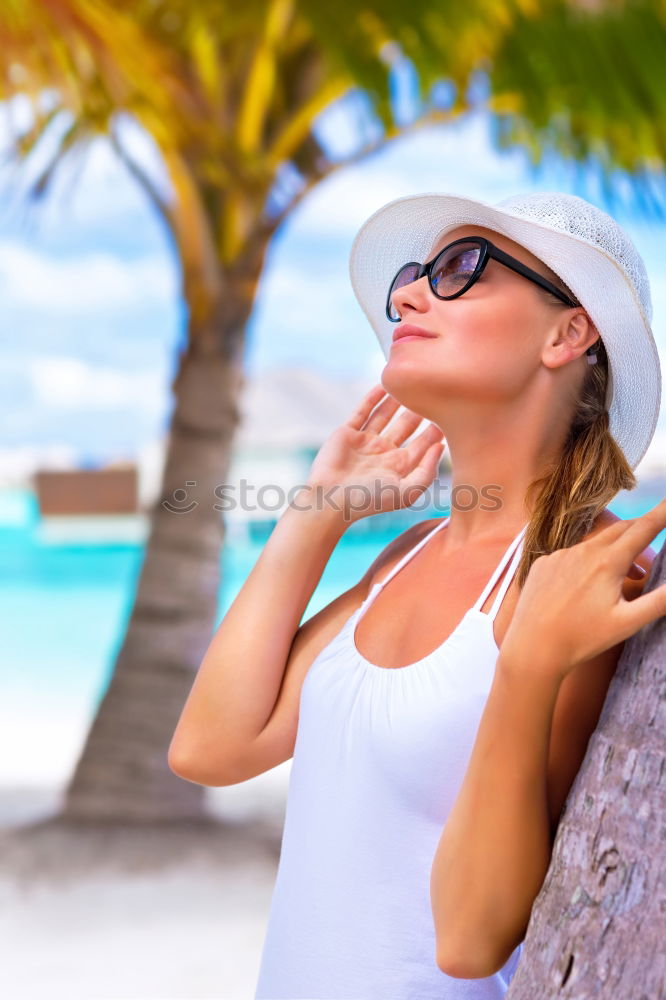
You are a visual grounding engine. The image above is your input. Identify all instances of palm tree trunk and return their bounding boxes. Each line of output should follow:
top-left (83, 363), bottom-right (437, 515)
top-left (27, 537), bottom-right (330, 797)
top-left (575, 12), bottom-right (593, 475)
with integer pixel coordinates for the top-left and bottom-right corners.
top-left (61, 333), bottom-right (248, 823)
top-left (508, 542), bottom-right (666, 997)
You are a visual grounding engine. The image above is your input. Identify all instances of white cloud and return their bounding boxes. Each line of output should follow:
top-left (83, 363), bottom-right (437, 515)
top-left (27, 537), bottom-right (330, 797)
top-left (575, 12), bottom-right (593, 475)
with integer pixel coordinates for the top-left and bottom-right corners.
top-left (0, 241), bottom-right (177, 312)
top-left (0, 94), bottom-right (53, 149)
top-left (0, 443), bottom-right (80, 486)
top-left (82, 115), bottom-right (172, 202)
top-left (636, 428), bottom-right (666, 477)
top-left (288, 113), bottom-right (536, 238)
top-left (0, 100), bottom-right (172, 224)
top-left (28, 356), bottom-right (167, 410)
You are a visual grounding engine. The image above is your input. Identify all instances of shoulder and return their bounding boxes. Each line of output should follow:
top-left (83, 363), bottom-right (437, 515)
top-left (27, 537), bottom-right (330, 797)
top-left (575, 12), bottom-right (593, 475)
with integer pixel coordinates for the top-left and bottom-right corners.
top-left (362, 516), bottom-right (445, 592)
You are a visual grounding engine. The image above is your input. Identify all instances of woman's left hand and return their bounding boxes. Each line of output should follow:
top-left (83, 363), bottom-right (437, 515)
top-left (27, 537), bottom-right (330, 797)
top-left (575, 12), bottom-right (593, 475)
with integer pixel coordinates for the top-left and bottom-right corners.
top-left (499, 498), bottom-right (666, 681)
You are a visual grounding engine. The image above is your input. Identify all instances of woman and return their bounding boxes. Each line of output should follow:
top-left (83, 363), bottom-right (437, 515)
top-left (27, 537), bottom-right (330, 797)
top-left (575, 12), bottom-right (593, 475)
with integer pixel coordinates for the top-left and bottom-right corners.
top-left (168, 191), bottom-right (665, 999)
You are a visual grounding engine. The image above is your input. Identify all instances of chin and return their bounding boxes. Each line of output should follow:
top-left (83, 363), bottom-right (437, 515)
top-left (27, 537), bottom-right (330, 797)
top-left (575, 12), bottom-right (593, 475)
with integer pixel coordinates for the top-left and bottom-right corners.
top-left (380, 357), bottom-right (435, 413)
top-left (382, 351), bottom-right (434, 383)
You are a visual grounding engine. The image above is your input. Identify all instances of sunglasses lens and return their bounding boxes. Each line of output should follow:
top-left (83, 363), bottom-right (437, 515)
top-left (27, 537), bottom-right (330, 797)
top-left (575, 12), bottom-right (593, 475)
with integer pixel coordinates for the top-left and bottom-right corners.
top-left (431, 242), bottom-right (482, 296)
top-left (387, 242), bottom-right (484, 319)
top-left (387, 264), bottom-right (421, 320)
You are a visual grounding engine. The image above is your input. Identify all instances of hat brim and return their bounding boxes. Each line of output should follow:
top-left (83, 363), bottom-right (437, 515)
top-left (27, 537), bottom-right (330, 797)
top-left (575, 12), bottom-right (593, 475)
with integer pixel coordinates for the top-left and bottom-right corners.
top-left (349, 191), bottom-right (661, 471)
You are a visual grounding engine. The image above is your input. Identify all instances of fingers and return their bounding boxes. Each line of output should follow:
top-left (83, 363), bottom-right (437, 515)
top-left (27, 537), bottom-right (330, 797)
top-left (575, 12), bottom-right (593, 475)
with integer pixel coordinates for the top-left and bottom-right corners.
top-left (382, 409), bottom-right (423, 445)
top-left (346, 385), bottom-right (444, 451)
top-left (347, 384), bottom-right (402, 433)
top-left (400, 440), bottom-right (446, 497)
top-left (346, 384), bottom-right (389, 430)
top-left (383, 410), bottom-right (438, 448)
top-left (617, 580), bottom-right (666, 639)
top-left (626, 561), bottom-right (648, 580)
top-left (361, 393), bottom-right (403, 433)
top-left (613, 497), bottom-right (666, 564)
top-left (402, 422), bottom-right (446, 465)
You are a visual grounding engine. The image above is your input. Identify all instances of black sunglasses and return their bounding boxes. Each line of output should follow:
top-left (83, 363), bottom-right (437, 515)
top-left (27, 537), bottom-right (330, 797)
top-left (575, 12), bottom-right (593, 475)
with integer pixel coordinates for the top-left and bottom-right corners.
top-left (386, 236), bottom-right (580, 322)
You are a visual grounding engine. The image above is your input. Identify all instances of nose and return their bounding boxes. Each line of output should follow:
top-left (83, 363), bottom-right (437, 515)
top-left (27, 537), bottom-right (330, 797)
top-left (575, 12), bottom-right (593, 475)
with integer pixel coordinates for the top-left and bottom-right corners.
top-left (389, 274), bottom-right (432, 320)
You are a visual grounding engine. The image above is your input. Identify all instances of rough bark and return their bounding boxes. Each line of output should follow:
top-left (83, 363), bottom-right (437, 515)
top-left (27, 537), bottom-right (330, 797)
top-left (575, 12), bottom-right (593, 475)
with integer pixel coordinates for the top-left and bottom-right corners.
top-left (61, 336), bottom-right (247, 823)
top-left (54, 179), bottom-right (276, 820)
top-left (508, 540), bottom-right (666, 999)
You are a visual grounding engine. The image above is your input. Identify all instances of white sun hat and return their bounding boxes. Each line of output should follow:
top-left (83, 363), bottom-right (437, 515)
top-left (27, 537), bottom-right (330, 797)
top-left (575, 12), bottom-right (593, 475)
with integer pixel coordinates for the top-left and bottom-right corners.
top-left (348, 190), bottom-right (662, 471)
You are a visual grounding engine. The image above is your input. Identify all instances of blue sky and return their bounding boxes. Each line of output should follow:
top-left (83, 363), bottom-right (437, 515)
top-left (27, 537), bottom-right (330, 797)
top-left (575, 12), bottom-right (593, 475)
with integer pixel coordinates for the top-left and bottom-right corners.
top-left (1, 97), bottom-right (665, 475)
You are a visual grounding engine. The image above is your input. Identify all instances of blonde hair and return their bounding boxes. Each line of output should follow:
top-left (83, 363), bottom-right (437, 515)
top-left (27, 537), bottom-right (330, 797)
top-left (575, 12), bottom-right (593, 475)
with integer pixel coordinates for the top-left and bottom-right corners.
top-left (515, 308), bottom-right (636, 589)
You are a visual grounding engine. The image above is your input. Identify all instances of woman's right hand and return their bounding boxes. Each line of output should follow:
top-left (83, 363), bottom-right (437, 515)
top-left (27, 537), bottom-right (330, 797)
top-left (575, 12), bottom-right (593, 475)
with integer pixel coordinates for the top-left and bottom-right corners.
top-left (300, 383), bottom-right (446, 525)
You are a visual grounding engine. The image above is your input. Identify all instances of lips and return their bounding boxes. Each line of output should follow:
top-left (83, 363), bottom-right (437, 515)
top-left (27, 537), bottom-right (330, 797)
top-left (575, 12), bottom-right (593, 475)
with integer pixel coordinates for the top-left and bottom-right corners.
top-left (392, 324), bottom-right (438, 343)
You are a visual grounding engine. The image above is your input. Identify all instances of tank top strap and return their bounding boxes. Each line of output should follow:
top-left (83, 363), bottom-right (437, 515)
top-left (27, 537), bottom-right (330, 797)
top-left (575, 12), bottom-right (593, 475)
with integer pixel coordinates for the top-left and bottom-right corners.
top-left (471, 522), bottom-right (529, 621)
top-left (363, 516), bottom-right (450, 612)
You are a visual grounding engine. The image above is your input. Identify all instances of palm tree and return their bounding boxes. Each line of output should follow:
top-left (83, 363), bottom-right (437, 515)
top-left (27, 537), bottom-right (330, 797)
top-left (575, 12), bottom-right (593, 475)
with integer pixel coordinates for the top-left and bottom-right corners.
top-left (1, 0), bottom-right (665, 825)
top-left (508, 548), bottom-right (666, 998)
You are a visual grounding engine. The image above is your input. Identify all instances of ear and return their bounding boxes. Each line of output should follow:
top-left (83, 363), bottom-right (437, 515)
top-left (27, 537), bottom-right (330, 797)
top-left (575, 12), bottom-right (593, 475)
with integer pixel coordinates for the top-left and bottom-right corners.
top-left (543, 310), bottom-right (600, 369)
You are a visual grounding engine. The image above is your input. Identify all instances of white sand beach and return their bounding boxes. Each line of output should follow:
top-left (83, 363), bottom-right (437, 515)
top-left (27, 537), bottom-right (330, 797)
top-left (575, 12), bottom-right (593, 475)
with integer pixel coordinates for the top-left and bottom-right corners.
top-left (0, 768), bottom-right (291, 1000)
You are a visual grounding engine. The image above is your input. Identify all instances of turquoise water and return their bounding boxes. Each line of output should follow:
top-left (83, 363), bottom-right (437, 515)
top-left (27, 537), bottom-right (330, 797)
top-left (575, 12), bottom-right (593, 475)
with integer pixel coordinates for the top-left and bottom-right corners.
top-left (3, 485), bottom-right (665, 719)
top-left (1, 490), bottom-right (415, 709)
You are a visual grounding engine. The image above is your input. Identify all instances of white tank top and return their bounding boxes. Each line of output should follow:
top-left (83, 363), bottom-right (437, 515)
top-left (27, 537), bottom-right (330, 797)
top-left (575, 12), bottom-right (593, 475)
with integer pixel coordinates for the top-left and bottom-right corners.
top-left (254, 515), bottom-right (528, 999)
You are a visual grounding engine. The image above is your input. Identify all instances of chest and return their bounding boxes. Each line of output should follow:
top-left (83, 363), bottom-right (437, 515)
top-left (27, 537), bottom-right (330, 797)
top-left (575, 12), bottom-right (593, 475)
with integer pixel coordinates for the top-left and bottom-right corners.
top-left (298, 606), bottom-right (504, 827)
top-left (355, 548), bottom-right (521, 669)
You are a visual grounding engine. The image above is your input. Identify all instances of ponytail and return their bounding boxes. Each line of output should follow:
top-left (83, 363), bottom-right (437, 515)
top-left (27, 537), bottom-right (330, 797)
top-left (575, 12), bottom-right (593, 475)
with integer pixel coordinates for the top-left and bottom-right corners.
top-left (516, 336), bottom-right (636, 588)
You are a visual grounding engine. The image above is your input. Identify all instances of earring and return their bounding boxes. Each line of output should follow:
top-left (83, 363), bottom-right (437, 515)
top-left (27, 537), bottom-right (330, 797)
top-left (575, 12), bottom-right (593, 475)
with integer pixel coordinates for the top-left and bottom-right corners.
top-left (586, 340), bottom-right (600, 365)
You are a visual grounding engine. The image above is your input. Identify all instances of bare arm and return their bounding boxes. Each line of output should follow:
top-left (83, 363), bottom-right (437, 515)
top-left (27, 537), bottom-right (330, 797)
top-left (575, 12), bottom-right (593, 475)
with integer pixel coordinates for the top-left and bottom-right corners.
top-left (168, 383), bottom-right (446, 786)
top-left (206, 515), bottom-right (438, 786)
top-left (431, 525), bottom-right (658, 979)
top-left (167, 491), bottom-right (349, 784)
top-left (431, 650), bottom-right (566, 978)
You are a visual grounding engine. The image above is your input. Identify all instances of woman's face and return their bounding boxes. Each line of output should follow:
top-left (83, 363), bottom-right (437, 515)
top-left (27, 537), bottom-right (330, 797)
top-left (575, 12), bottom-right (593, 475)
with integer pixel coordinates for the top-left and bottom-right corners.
top-left (381, 223), bottom-right (586, 410)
